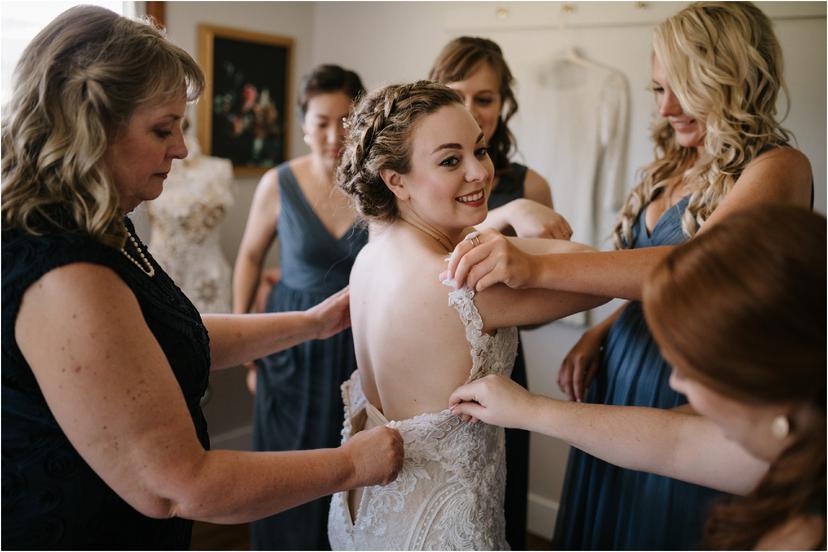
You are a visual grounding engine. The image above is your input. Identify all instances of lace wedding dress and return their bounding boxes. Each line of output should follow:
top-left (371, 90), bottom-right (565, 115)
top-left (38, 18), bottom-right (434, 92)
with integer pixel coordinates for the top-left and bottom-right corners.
top-left (328, 285), bottom-right (518, 550)
top-left (147, 137), bottom-right (234, 313)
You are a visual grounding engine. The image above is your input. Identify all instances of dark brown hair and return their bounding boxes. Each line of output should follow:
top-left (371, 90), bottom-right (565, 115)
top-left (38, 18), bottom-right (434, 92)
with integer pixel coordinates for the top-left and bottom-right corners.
top-left (337, 81), bottom-right (463, 223)
top-left (428, 36), bottom-right (517, 174)
top-left (643, 204), bottom-right (826, 549)
top-left (297, 64), bottom-right (365, 118)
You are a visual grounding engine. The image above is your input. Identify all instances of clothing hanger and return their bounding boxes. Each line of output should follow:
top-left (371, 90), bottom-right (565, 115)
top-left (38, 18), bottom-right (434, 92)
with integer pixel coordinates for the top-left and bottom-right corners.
top-left (550, 3), bottom-right (597, 68)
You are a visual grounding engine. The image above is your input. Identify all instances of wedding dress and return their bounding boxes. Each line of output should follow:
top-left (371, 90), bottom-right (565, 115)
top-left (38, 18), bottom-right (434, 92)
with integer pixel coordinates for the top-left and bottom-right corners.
top-left (147, 136), bottom-right (234, 313)
top-left (328, 285), bottom-right (518, 550)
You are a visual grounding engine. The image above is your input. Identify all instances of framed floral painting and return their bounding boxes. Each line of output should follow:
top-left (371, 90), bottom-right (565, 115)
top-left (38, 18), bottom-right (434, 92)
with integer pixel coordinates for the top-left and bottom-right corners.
top-left (197, 25), bottom-right (293, 176)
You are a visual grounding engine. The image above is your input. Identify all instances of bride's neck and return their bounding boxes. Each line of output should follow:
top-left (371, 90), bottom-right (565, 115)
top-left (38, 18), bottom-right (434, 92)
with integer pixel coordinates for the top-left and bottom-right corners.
top-left (396, 205), bottom-right (461, 254)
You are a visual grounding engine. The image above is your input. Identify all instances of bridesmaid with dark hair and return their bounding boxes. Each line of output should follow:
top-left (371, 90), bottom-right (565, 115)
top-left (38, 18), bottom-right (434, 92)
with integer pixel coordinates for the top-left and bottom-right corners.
top-left (233, 64), bottom-right (367, 550)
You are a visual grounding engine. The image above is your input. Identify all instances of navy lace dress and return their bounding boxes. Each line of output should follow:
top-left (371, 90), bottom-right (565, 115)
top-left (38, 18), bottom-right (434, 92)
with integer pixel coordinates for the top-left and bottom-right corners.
top-left (488, 162), bottom-right (531, 551)
top-left (553, 196), bottom-right (722, 550)
top-left (251, 163), bottom-right (367, 550)
top-left (2, 217), bottom-right (210, 549)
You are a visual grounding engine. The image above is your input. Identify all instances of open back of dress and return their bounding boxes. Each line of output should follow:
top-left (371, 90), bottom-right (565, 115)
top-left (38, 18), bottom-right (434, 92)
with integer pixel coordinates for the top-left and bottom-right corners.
top-left (328, 286), bottom-right (518, 550)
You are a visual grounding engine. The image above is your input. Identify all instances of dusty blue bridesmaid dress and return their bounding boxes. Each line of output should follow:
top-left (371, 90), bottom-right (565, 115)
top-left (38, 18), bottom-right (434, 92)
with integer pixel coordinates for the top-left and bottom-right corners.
top-left (553, 195), bottom-right (723, 550)
top-left (251, 163), bottom-right (367, 550)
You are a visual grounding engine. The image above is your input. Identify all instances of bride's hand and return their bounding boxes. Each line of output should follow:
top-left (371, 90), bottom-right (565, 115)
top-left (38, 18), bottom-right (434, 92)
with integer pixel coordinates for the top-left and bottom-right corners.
top-left (341, 426), bottom-right (404, 488)
top-left (448, 374), bottom-right (532, 429)
top-left (506, 198), bottom-right (573, 240)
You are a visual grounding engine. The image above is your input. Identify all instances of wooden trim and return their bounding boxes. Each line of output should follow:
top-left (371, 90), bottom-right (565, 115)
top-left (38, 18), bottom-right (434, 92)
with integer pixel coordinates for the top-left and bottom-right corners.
top-left (197, 25), bottom-right (215, 166)
top-left (145, 1), bottom-right (166, 28)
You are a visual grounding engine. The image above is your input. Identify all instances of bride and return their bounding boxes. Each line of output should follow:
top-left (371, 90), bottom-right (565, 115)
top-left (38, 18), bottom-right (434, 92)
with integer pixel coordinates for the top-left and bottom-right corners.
top-left (327, 81), bottom-right (604, 550)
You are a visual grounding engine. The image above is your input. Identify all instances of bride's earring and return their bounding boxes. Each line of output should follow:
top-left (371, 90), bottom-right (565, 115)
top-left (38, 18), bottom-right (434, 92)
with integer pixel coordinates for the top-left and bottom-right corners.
top-left (303, 134), bottom-right (311, 145)
top-left (771, 414), bottom-right (790, 439)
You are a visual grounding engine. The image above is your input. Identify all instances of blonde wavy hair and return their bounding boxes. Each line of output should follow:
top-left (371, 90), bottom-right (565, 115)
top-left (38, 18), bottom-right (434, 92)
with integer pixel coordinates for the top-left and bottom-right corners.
top-left (338, 81), bottom-right (463, 223)
top-left (613, 2), bottom-right (791, 249)
top-left (1, 5), bottom-right (204, 248)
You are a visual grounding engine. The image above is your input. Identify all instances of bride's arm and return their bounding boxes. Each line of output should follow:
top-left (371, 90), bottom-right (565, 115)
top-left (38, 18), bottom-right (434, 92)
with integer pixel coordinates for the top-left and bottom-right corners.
top-left (443, 234), bottom-right (606, 332)
top-left (466, 239), bottom-right (605, 332)
top-left (473, 283), bottom-right (607, 333)
top-left (507, 236), bottom-right (593, 255)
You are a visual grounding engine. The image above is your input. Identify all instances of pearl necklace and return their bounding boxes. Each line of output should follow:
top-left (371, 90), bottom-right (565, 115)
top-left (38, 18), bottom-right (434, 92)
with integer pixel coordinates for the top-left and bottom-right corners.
top-left (121, 227), bottom-right (155, 277)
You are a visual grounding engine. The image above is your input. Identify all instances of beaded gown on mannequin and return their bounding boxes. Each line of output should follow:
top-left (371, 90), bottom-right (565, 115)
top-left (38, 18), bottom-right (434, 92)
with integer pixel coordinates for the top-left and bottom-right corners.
top-left (148, 135), bottom-right (234, 313)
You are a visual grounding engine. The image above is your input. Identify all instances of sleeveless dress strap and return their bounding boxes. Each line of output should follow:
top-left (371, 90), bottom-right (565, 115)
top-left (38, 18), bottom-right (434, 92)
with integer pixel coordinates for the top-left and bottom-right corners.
top-left (444, 284), bottom-right (493, 383)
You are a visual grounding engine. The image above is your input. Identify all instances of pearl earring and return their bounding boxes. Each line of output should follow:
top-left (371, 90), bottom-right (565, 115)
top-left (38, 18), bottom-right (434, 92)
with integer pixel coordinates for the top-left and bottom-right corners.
top-left (771, 414), bottom-right (790, 439)
top-left (303, 134), bottom-right (311, 145)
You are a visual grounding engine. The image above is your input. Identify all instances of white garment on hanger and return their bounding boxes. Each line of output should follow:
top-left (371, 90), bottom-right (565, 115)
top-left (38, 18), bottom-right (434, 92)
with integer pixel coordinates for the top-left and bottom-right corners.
top-left (512, 53), bottom-right (629, 326)
top-left (514, 53), bottom-right (629, 250)
top-left (148, 137), bottom-right (234, 313)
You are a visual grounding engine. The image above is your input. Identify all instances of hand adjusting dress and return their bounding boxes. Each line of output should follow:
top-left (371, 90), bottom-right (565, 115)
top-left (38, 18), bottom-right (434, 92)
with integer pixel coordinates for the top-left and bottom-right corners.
top-left (328, 285), bottom-right (517, 550)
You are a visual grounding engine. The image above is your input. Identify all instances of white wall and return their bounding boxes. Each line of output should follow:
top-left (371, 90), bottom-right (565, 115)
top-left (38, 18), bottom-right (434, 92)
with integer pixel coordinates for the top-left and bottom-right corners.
top-left (154, 1), bottom-right (826, 540)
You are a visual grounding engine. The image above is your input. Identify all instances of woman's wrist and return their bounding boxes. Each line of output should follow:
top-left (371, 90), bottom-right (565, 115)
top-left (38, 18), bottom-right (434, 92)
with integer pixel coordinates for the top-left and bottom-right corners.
top-left (482, 205), bottom-right (509, 232)
top-left (502, 198), bottom-right (529, 228)
top-left (527, 253), bottom-right (549, 289)
top-left (302, 311), bottom-right (323, 340)
top-left (336, 442), bottom-right (359, 490)
top-left (520, 392), bottom-right (550, 432)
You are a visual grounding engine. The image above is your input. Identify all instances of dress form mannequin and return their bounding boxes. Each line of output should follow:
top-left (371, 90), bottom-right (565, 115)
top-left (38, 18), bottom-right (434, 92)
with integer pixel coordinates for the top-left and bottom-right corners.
top-left (148, 134), bottom-right (234, 313)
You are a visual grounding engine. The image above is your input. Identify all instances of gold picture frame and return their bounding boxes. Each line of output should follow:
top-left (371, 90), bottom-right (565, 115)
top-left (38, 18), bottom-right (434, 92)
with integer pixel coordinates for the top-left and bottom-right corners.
top-left (197, 25), bottom-right (293, 176)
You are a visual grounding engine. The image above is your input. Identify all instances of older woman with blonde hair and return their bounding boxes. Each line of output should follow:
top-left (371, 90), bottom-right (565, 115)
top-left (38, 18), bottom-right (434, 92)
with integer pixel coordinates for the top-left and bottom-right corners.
top-left (1, 6), bottom-right (402, 549)
top-left (445, 2), bottom-right (813, 548)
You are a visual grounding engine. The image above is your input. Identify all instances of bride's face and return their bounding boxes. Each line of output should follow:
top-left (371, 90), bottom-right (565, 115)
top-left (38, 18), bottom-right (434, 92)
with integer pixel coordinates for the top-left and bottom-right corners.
top-left (399, 103), bottom-right (494, 234)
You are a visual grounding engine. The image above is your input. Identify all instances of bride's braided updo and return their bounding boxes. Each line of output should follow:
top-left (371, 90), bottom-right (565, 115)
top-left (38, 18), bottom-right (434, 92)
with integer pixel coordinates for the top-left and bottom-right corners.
top-left (338, 80), bottom-right (462, 223)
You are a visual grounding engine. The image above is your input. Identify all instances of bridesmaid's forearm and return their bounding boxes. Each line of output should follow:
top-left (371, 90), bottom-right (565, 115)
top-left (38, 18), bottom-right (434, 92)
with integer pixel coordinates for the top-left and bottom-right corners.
top-left (521, 394), bottom-right (766, 494)
top-left (522, 395), bottom-right (688, 476)
top-left (530, 247), bottom-right (674, 300)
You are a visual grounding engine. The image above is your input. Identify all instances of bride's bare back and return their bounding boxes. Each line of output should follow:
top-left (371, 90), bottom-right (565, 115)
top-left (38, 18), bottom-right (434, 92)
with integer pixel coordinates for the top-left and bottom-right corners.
top-left (350, 225), bottom-right (475, 421)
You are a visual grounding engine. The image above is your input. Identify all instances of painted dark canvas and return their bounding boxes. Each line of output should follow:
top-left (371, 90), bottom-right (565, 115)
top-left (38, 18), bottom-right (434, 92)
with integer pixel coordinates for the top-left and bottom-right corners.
top-left (199, 26), bottom-right (293, 175)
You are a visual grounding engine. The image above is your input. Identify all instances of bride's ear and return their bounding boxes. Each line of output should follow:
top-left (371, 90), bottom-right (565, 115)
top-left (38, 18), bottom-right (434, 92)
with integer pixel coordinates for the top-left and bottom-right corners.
top-left (380, 168), bottom-right (409, 201)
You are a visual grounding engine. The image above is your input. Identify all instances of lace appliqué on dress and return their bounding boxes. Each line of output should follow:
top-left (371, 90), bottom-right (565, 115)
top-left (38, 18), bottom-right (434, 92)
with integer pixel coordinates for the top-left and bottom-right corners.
top-left (147, 154), bottom-right (234, 313)
top-left (328, 285), bottom-right (517, 550)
